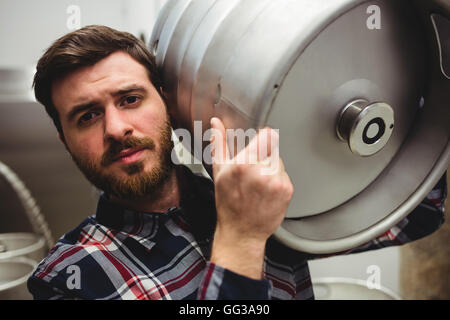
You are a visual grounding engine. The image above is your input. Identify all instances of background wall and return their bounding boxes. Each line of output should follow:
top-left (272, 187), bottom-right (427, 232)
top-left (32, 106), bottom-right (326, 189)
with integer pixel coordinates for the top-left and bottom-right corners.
top-left (0, 0), bottom-right (167, 68)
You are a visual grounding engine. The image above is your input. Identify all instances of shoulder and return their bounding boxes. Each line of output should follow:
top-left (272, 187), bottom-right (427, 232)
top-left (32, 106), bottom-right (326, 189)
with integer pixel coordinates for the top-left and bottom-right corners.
top-left (179, 165), bottom-right (214, 192)
top-left (178, 165), bottom-right (217, 241)
top-left (27, 216), bottom-right (114, 299)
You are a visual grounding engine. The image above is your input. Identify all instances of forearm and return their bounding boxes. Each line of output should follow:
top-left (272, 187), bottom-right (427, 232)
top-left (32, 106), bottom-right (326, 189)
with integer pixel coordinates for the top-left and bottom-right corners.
top-left (197, 227), bottom-right (273, 300)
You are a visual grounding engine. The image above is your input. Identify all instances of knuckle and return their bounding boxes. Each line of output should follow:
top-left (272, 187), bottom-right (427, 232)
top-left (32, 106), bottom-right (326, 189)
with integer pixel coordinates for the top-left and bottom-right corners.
top-left (269, 179), bottom-right (283, 193)
top-left (230, 163), bottom-right (246, 177)
top-left (286, 182), bottom-right (294, 199)
top-left (274, 178), bottom-right (294, 199)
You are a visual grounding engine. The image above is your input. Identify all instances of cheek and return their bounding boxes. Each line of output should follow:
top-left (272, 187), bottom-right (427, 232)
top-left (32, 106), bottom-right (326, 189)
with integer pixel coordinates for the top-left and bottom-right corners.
top-left (134, 107), bottom-right (169, 138)
top-left (66, 134), bottom-right (104, 163)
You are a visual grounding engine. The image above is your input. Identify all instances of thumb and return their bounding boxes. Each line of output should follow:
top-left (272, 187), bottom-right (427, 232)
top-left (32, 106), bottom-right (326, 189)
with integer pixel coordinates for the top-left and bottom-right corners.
top-left (210, 117), bottom-right (230, 176)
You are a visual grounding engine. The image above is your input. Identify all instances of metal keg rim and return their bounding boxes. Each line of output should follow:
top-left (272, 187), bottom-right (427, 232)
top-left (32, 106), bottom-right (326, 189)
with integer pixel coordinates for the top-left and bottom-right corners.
top-left (0, 233), bottom-right (46, 260)
top-left (0, 257), bottom-right (37, 292)
top-left (272, 0), bottom-right (450, 253)
top-left (274, 144), bottom-right (449, 253)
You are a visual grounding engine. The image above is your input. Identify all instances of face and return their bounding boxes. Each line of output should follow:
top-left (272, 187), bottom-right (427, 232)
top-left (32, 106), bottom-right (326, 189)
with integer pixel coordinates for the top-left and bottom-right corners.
top-left (52, 51), bottom-right (174, 199)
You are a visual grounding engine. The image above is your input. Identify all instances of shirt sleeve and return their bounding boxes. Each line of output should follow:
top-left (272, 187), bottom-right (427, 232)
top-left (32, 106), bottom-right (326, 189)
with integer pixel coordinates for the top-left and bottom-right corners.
top-left (197, 262), bottom-right (273, 300)
top-left (27, 275), bottom-right (73, 300)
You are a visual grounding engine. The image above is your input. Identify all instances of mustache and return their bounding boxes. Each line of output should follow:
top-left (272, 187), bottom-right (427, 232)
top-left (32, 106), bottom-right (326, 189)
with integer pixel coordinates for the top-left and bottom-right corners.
top-left (101, 136), bottom-right (155, 167)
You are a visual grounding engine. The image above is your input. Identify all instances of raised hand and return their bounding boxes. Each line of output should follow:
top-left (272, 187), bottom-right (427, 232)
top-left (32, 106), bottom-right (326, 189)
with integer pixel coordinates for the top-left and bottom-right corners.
top-left (209, 117), bottom-right (294, 279)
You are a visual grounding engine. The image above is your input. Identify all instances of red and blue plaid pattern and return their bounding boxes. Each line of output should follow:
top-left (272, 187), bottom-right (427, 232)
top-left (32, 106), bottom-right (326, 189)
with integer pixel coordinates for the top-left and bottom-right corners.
top-left (27, 167), bottom-right (446, 300)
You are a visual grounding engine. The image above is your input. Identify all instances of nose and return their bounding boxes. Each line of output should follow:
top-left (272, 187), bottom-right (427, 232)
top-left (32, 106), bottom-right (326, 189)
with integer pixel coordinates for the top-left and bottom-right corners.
top-left (103, 106), bottom-right (133, 142)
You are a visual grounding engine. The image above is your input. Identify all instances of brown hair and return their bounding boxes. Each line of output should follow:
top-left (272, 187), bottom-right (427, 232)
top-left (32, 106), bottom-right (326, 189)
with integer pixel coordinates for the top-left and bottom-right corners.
top-left (33, 25), bottom-right (162, 139)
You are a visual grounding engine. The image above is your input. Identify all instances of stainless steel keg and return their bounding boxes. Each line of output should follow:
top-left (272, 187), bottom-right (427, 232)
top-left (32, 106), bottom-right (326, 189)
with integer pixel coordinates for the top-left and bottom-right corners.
top-left (150, 0), bottom-right (450, 253)
top-left (312, 277), bottom-right (401, 300)
top-left (0, 67), bottom-right (35, 102)
top-left (0, 258), bottom-right (36, 300)
top-left (0, 233), bottom-right (46, 262)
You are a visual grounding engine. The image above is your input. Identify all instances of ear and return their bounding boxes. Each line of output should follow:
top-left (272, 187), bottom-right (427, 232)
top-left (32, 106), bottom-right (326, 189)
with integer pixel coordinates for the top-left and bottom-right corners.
top-left (159, 86), bottom-right (169, 101)
top-left (57, 132), bottom-right (67, 147)
top-left (160, 86), bottom-right (178, 129)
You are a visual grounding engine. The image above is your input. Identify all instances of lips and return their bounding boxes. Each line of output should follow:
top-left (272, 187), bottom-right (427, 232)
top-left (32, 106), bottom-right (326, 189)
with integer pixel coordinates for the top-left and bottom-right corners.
top-left (113, 147), bottom-right (146, 164)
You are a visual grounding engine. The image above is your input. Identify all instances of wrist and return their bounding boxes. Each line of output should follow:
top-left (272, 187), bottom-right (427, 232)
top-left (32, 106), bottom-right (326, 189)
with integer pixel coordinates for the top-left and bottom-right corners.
top-left (210, 228), bottom-right (267, 280)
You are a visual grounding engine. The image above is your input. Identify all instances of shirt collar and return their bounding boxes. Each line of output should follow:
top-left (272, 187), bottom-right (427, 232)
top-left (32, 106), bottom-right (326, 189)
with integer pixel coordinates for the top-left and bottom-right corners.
top-left (94, 165), bottom-right (217, 241)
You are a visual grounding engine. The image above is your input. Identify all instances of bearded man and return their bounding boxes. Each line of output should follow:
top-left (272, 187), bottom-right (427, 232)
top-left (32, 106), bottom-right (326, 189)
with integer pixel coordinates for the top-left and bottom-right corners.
top-left (27, 25), bottom-right (446, 300)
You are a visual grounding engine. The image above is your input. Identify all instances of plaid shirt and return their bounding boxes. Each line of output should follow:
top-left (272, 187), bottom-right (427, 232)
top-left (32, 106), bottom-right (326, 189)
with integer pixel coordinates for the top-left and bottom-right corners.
top-left (27, 166), bottom-right (447, 300)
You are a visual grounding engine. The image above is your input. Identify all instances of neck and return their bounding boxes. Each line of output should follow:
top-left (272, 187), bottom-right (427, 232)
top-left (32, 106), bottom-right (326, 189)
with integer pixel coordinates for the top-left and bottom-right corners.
top-left (109, 166), bottom-right (181, 213)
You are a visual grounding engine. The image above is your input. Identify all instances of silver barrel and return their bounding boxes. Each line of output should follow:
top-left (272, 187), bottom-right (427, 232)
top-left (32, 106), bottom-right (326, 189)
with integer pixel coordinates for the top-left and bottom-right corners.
top-left (151, 0), bottom-right (450, 253)
top-left (0, 258), bottom-right (37, 300)
top-left (312, 277), bottom-right (401, 300)
top-left (0, 233), bottom-right (46, 263)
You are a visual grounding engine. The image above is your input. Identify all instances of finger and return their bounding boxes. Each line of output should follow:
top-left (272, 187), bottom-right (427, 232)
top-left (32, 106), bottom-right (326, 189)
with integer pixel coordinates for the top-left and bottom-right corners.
top-left (277, 156), bottom-right (285, 174)
top-left (210, 117), bottom-right (230, 175)
top-left (237, 127), bottom-right (279, 164)
top-left (259, 151), bottom-right (286, 177)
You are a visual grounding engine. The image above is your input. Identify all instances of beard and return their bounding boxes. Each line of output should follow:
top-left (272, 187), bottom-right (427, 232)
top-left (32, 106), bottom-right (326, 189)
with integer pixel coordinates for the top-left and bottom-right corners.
top-left (70, 119), bottom-right (174, 200)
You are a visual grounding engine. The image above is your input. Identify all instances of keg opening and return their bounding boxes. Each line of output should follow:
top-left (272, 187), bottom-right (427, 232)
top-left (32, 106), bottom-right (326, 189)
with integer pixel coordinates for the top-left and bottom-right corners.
top-left (363, 118), bottom-right (386, 145)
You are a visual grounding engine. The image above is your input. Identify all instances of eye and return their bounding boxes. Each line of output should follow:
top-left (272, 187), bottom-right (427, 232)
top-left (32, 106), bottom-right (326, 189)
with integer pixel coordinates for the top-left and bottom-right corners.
top-left (78, 111), bottom-right (101, 126)
top-left (121, 95), bottom-right (141, 106)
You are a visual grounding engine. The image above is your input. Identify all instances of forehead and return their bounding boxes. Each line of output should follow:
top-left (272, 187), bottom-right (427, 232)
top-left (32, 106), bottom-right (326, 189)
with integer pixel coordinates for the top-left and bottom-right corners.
top-left (52, 51), bottom-right (151, 112)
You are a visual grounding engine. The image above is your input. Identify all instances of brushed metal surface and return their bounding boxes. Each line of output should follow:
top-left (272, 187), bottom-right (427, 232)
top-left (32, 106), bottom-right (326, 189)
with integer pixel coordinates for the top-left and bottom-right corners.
top-left (0, 258), bottom-right (36, 300)
top-left (312, 277), bottom-right (401, 300)
top-left (151, 0), bottom-right (449, 253)
top-left (0, 233), bottom-right (46, 262)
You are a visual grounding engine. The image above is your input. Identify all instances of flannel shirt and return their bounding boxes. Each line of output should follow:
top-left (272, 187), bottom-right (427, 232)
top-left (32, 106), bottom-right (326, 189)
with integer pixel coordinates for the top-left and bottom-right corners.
top-left (27, 166), bottom-right (447, 300)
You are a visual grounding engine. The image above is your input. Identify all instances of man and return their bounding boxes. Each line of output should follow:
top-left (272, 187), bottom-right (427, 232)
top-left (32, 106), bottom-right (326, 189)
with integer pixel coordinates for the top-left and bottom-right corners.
top-left (28, 25), bottom-right (446, 300)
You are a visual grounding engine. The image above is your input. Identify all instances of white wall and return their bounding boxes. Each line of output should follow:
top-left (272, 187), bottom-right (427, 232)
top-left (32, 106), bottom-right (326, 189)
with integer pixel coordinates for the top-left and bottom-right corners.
top-left (122, 0), bottom-right (168, 45)
top-left (0, 0), bottom-right (167, 68)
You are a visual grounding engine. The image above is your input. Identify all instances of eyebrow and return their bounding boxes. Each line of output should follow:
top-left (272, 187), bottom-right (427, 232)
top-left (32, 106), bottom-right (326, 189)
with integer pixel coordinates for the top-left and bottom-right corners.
top-left (66, 85), bottom-right (148, 122)
top-left (66, 102), bottom-right (99, 123)
top-left (112, 84), bottom-right (147, 97)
